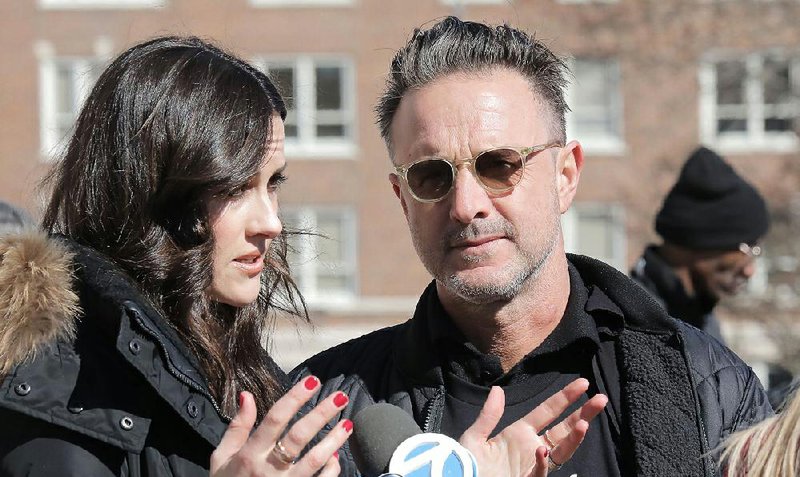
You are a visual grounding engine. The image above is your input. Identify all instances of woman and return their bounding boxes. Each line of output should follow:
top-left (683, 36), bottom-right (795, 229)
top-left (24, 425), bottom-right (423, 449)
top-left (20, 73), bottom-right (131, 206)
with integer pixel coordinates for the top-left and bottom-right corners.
top-left (0, 36), bottom-right (599, 477)
top-left (721, 386), bottom-right (799, 476)
top-left (0, 36), bottom-right (349, 476)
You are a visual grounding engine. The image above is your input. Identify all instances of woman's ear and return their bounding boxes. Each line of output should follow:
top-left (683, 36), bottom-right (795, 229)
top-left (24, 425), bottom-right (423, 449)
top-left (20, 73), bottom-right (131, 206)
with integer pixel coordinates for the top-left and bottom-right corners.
top-left (556, 141), bottom-right (584, 214)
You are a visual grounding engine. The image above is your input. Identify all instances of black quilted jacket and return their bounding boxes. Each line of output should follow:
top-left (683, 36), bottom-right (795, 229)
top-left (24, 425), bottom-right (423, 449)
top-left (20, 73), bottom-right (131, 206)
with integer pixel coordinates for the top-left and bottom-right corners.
top-left (291, 254), bottom-right (773, 477)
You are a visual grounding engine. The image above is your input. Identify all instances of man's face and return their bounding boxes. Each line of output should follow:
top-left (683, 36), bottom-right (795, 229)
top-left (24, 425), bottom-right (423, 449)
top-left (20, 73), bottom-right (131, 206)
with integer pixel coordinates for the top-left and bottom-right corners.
top-left (690, 249), bottom-right (758, 300)
top-left (388, 69), bottom-right (581, 304)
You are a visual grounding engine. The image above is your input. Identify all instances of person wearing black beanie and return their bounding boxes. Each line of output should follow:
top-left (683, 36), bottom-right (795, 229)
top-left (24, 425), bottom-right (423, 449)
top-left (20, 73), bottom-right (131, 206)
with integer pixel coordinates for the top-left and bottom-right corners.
top-left (630, 146), bottom-right (770, 343)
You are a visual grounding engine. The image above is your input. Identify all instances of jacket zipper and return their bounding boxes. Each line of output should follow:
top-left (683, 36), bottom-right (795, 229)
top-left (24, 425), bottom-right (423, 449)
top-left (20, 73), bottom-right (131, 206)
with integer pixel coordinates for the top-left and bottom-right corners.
top-left (128, 307), bottom-right (232, 422)
top-left (422, 386), bottom-right (445, 432)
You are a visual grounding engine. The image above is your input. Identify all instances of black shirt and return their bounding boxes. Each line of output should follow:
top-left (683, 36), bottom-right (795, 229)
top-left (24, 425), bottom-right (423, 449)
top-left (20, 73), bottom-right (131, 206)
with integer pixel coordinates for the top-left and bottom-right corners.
top-left (427, 265), bottom-right (624, 477)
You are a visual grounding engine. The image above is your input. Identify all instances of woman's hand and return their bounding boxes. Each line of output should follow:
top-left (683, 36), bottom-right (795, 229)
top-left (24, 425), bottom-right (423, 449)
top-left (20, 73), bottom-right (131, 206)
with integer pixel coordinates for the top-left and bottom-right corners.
top-left (459, 378), bottom-right (607, 477)
top-left (210, 375), bottom-right (351, 477)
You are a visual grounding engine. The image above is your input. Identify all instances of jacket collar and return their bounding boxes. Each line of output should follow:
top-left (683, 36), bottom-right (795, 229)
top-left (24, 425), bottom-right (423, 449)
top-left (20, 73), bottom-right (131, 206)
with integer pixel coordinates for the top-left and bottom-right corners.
top-left (0, 232), bottom-right (228, 449)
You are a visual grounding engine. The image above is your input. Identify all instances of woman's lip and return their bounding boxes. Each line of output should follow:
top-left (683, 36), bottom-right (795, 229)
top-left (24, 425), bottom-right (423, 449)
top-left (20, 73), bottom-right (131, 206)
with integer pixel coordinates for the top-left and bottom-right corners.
top-left (233, 255), bottom-right (264, 276)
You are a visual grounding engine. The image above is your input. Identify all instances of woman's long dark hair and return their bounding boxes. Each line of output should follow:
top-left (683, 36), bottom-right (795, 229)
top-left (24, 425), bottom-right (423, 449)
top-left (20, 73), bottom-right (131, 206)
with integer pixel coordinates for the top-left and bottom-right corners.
top-left (42, 36), bottom-right (306, 418)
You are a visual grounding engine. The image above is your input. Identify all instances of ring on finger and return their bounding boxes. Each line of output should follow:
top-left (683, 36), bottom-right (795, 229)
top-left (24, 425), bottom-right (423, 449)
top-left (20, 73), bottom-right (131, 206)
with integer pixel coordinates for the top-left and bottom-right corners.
top-left (542, 430), bottom-right (557, 450)
top-left (546, 452), bottom-right (563, 471)
top-left (271, 439), bottom-right (296, 466)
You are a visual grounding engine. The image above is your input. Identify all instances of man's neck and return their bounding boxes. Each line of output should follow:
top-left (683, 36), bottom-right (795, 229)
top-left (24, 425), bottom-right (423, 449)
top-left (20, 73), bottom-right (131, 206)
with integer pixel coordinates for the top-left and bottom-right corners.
top-left (437, 253), bottom-right (572, 372)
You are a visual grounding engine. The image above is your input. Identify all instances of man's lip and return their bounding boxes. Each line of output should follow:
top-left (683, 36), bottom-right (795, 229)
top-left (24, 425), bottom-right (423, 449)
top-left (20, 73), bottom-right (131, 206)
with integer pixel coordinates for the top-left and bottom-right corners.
top-left (450, 235), bottom-right (505, 248)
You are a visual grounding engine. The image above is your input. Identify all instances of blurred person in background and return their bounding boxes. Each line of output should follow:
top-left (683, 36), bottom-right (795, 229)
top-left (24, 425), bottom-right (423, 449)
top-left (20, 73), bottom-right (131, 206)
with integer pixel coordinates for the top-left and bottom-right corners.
top-left (631, 146), bottom-right (770, 344)
top-left (0, 36), bottom-right (352, 477)
top-left (0, 200), bottom-right (33, 235)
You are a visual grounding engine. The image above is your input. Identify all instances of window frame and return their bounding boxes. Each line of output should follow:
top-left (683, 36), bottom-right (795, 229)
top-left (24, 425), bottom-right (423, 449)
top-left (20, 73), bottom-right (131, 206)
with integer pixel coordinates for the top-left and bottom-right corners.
top-left (254, 55), bottom-right (357, 158)
top-left (565, 57), bottom-right (626, 155)
top-left (562, 202), bottom-right (627, 271)
top-left (38, 55), bottom-right (105, 159)
top-left (38, 0), bottom-right (166, 9)
top-left (699, 51), bottom-right (800, 154)
top-left (282, 205), bottom-right (359, 307)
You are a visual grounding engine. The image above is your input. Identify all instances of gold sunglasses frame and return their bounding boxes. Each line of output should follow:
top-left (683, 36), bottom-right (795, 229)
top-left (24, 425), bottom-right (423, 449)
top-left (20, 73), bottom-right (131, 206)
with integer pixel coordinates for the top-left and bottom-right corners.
top-left (393, 141), bottom-right (564, 203)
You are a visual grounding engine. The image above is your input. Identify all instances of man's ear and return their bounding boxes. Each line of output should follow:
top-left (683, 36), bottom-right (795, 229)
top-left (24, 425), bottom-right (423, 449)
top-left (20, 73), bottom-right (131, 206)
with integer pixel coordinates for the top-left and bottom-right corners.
top-left (389, 173), bottom-right (409, 218)
top-left (556, 140), bottom-right (584, 214)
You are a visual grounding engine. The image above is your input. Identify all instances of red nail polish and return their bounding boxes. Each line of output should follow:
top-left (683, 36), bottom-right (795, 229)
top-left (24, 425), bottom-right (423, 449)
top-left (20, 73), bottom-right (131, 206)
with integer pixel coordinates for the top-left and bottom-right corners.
top-left (342, 419), bottom-right (353, 432)
top-left (333, 451), bottom-right (339, 459)
top-left (544, 448), bottom-right (550, 458)
top-left (238, 392), bottom-right (245, 408)
top-left (333, 392), bottom-right (349, 407)
top-left (304, 375), bottom-right (319, 390)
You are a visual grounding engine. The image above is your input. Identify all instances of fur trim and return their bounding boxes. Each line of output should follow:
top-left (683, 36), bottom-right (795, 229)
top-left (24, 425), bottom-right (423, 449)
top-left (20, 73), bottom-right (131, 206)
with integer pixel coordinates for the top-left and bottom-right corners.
top-left (0, 232), bottom-right (80, 375)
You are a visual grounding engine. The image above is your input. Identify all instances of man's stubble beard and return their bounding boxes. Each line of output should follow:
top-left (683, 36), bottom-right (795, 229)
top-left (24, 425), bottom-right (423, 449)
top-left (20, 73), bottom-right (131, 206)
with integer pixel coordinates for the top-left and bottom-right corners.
top-left (410, 197), bottom-right (562, 305)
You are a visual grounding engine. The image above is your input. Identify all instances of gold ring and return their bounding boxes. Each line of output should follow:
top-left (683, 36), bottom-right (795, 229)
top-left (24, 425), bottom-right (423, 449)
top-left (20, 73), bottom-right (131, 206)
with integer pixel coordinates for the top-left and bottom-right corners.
top-left (547, 452), bottom-right (563, 471)
top-left (542, 430), bottom-right (557, 449)
top-left (271, 439), bottom-right (296, 465)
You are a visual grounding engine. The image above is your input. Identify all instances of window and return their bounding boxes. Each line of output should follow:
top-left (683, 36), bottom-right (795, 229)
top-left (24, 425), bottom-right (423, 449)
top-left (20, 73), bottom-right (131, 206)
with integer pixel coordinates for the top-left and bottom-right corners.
top-left (249, 0), bottom-right (351, 5)
top-left (283, 207), bottom-right (357, 305)
top-left (39, 0), bottom-right (165, 8)
top-left (562, 203), bottom-right (626, 270)
top-left (254, 57), bottom-right (356, 157)
top-left (700, 52), bottom-right (799, 152)
top-left (566, 58), bottom-right (624, 154)
top-left (39, 57), bottom-right (104, 156)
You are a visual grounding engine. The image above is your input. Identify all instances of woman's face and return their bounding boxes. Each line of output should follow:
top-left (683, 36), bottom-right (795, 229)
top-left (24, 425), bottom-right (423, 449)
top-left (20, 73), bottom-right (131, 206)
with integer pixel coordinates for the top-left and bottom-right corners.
top-left (207, 118), bottom-right (286, 307)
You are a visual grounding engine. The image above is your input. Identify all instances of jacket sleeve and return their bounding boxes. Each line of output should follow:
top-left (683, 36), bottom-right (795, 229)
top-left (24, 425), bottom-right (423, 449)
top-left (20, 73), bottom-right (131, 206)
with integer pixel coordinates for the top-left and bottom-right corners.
top-left (0, 409), bottom-right (121, 477)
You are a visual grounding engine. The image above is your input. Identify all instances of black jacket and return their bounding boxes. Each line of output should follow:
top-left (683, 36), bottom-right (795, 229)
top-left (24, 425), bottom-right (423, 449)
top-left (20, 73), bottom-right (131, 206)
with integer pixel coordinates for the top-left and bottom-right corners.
top-left (630, 245), bottom-right (724, 342)
top-left (0, 233), bottom-right (282, 476)
top-left (291, 254), bottom-right (772, 477)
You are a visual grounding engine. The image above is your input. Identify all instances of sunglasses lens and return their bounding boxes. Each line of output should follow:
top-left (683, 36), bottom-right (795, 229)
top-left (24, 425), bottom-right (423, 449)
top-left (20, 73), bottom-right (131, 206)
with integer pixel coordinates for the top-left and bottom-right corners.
top-left (475, 148), bottom-right (523, 190)
top-left (406, 159), bottom-right (453, 201)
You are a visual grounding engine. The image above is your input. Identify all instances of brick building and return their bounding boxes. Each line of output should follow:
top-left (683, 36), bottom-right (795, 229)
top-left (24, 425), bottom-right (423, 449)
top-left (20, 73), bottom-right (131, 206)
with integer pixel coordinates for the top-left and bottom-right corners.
top-left (0, 0), bottom-right (798, 371)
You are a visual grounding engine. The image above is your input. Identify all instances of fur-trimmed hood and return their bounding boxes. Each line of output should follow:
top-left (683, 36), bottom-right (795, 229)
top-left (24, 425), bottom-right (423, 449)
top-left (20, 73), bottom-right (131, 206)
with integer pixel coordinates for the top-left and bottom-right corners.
top-left (0, 231), bottom-right (80, 375)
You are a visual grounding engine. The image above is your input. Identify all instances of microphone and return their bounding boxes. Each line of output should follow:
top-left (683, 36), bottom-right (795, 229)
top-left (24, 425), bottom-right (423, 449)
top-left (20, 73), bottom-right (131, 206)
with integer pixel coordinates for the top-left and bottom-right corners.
top-left (349, 403), bottom-right (479, 477)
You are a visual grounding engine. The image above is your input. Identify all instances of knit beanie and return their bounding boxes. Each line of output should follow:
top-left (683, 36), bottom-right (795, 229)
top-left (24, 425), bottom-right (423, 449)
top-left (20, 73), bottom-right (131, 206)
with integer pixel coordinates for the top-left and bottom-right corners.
top-left (655, 147), bottom-right (769, 250)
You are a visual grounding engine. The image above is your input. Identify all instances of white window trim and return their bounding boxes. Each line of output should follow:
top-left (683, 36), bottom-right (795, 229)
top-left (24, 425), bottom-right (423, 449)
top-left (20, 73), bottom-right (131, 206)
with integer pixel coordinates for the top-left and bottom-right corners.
top-left (566, 57), bottom-right (626, 156)
top-left (36, 38), bottom-right (112, 160)
top-left (254, 55), bottom-right (357, 159)
top-left (561, 202), bottom-right (627, 271)
top-left (699, 51), bottom-right (800, 154)
top-left (285, 206), bottom-right (358, 308)
top-left (249, 0), bottom-right (352, 6)
top-left (39, 0), bottom-right (166, 9)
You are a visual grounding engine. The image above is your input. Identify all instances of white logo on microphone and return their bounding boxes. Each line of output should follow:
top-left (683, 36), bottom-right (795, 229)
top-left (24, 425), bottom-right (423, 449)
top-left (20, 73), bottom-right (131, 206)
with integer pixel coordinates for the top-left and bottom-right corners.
top-left (388, 433), bottom-right (478, 477)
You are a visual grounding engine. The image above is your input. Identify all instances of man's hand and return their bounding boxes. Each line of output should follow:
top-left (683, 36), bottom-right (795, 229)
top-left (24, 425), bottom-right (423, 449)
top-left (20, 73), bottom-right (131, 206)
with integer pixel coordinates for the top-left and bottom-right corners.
top-left (459, 378), bottom-right (607, 477)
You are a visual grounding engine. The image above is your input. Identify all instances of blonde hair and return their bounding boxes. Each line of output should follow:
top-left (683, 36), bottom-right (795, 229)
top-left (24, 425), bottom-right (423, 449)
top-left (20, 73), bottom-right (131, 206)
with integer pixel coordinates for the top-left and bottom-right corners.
top-left (721, 387), bottom-right (800, 476)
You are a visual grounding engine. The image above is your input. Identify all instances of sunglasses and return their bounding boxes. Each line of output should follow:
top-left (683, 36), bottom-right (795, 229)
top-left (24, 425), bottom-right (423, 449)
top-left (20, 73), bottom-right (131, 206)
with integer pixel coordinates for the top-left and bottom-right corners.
top-left (393, 142), bottom-right (564, 203)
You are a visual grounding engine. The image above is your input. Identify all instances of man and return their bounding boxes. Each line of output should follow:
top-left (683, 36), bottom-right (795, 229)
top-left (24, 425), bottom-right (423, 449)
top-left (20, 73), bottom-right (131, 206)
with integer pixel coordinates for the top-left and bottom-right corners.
top-left (291, 18), bottom-right (772, 476)
top-left (630, 146), bottom-right (770, 344)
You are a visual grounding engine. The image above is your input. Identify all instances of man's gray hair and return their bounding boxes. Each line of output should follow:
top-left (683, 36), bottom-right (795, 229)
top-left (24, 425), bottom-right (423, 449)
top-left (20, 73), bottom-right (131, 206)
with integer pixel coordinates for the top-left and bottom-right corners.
top-left (376, 16), bottom-right (570, 157)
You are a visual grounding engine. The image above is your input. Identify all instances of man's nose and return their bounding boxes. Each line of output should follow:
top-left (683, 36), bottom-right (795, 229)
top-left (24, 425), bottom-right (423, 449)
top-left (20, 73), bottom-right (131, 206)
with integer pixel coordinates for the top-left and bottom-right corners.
top-left (448, 164), bottom-right (492, 224)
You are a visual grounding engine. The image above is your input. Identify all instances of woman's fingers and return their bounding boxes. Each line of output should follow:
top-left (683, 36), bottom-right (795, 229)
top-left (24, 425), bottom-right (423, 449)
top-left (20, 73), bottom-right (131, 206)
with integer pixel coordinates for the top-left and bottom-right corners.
top-left (244, 375), bottom-right (322, 453)
top-left (460, 386), bottom-right (505, 445)
top-left (315, 456), bottom-right (342, 477)
top-left (533, 446), bottom-right (549, 477)
top-left (293, 419), bottom-right (353, 475)
top-left (549, 418), bottom-right (589, 469)
top-left (544, 393), bottom-right (608, 444)
top-left (265, 390), bottom-right (352, 469)
top-left (210, 391), bottom-right (257, 472)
